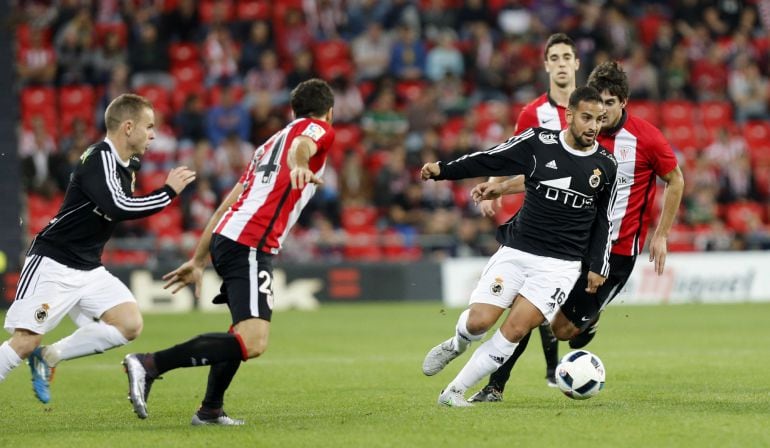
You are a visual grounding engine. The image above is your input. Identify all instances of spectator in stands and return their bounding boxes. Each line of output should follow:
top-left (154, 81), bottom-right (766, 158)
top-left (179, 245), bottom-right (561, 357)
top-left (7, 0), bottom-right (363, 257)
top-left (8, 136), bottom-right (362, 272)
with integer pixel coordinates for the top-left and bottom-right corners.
top-left (373, 145), bottom-right (411, 208)
top-left (345, 0), bottom-right (390, 37)
top-left (497, 0), bottom-right (533, 36)
top-left (717, 153), bottom-right (759, 203)
top-left (55, 25), bottom-right (92, 85)
top-left (695, 220), bottom-right (736, 251)
top-left (425, 30), bottom-right (464, 82)
top-left (743, 215), bottom-right (770, 250)
top-left (276, 8), bottom-right (314, 61)
top-left (457, 0), bottom-right (493, 34)
top-left (202, 25), bottom-right (240, 86)
top-left (91, 31), bottom-right (127, 85)
top-left (20, 117), bottom-right (58, 196)
top-left (304, 0), bottom-right (346, 40)
top-left (206, 85), bottom-right (250, 146)
top-left (244, 49), bottom-right (289, 107)
top-left (691, 45), bottom-right (729, 101)
top-left (174, 92), bottom-right (206, 143)
top-left (421, 0), bottom-right (458, 42)
top-left (685, 188), bottom-right (719, 225)
top-left (144, 110), bottom-right (178, 171)
top-left (388, 25), bottom-right (427, 80)
top-left (19, 116), bottom-right (55, 158)
top-left (661, 44), bottom-right (692, 99)
top-left (360, 89), bottom-right (409, 148)
top-left (239, 21), bottom-right (272, 75)
top-left (339, 150), bottom-right (373, 205)
top-left (286, 49), bottom-right (318, 91)
top-left (17, 27), bottom-right (57, 85)
top-left (728, 56), bottom-right (769, 123)
top-left (161, 0), bottom-right (200, 42)
top-left (128, 22), bottom-right (172, 89)
top-left (96, 62), bottom-right (131, 129)
top-left (602, 6), bottom-right (634, 59)
top-left (624, 45), bottom-right (659, 100)
top-left (330, 75), bottom-right (365, 124)
top-left (182, 176), bottom-right (218, 233)
top-left (351, 22), bottom-right (392, 81)
top-left (704, 126), bottom-right (747, 166)
top-left (248, 94), bottom-right (284, 145)
top-left (382, 0), bottom-right (421, 30)
top-left (212, 133), bottom-right (251, 194)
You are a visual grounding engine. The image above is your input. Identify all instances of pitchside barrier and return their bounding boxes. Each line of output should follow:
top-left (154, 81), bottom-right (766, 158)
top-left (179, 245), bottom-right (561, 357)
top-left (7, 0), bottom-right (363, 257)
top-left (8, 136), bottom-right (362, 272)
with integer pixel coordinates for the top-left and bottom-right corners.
top-left (441, 251), bottom-right (770, 308)
top-left (1, 252), bottom-right (768, 311)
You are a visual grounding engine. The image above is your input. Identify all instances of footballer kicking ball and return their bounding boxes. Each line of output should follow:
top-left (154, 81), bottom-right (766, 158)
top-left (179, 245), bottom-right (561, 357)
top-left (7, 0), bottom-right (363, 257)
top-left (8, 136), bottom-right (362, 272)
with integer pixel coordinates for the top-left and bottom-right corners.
top-left (555, 350), bottom-right (606, 400)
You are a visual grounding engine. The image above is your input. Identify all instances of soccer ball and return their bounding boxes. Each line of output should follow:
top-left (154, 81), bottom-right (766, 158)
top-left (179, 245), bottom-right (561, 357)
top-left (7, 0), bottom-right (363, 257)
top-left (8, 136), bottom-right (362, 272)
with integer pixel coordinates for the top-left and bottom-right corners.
top-left (555, 350), bottom-right (606, 400)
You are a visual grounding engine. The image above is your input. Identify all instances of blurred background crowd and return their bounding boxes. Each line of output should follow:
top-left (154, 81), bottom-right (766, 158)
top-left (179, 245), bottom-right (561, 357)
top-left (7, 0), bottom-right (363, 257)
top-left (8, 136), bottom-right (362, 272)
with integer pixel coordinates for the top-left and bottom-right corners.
top-left (11, 0), bottom-right (770, 266)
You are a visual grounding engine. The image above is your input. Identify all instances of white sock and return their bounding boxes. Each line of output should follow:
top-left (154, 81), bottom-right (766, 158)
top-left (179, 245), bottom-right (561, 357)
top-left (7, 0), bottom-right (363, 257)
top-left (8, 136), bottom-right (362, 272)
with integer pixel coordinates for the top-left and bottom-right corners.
top-left (0, 341), bottom-right (23, 382)
top-left (448, 329), bottom-right (518, 393)
top-left (452, 309), bottom-right (485, 353)
top-left (44, 321), bottom-right (129, 366)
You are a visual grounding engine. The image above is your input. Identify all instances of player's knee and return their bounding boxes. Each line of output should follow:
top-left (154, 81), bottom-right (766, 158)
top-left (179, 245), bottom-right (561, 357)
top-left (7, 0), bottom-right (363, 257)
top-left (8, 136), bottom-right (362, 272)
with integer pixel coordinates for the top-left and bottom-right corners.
top-left (116, 316), bottom-right (143, 341)
top-left (551, 322), bottom-right (578, 341)
top-left (245, 338), bottom-right (268, 359)
top-left (498, 324), bottom-right (530, 343)
top-left (466, 308), bottom-right (497, 334)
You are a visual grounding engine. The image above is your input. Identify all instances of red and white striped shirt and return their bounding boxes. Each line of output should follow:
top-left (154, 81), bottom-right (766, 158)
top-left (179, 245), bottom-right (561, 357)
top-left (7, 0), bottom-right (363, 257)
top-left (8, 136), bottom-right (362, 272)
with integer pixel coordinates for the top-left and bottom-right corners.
top-left (214, 118), bottom-right (335, 254)
top-left (598, 112), bottom-right (678, 256)
top-left (514, 93), bottom-right (567, 134)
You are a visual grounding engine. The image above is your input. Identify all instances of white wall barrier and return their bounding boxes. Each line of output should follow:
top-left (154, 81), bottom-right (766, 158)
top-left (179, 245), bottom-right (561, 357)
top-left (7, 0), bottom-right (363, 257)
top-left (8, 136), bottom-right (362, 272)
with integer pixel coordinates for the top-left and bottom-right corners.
top-left (441, 251), bottom-right (770, 308)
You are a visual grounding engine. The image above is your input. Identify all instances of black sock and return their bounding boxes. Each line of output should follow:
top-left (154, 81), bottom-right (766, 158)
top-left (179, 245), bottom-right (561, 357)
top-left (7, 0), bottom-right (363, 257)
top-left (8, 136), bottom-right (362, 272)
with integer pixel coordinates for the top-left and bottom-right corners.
top-left (538, 322), bottom-right (559, 373)
top-left (152, 333), bottom-right (244, 376)
top-left (488, 330), bottom-right (532, 392)
top-left (201, 359), bottom-right (241, 411)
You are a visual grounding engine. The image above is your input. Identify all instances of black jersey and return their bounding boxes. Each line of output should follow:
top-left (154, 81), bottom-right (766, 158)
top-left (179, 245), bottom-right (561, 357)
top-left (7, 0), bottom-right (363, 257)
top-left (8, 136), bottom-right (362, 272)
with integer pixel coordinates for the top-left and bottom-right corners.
top-left (28, 140), bottom-right (177, 270)
top-left (436, 127), bottom-right (618, 276)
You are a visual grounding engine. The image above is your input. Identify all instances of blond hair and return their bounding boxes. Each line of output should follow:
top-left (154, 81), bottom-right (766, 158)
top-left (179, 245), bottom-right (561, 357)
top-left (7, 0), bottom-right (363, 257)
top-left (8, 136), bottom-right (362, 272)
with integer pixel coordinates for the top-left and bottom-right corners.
top-left (104, 94), bottom-right (153, 132)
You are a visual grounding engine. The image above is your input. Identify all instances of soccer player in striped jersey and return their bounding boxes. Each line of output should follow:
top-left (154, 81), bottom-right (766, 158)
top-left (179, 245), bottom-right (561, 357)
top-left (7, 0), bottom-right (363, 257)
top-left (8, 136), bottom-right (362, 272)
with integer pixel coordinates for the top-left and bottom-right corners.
top-left (421, 87), bottom-right (618, 407)
top-left (0, 94), bottom-right (196, 404)
top-left (479, 33), bottom-right (581, 390)
top-left (122, 79), bottom-right (336, 425)
top-left (467, 61), bottom-right (684, 403)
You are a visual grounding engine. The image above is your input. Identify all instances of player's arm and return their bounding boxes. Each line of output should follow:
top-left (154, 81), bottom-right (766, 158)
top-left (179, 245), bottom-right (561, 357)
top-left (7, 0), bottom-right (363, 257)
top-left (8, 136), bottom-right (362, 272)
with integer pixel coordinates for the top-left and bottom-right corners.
top-left (586, 165), bottom-right (619, 293)
top-left (83, 151), bottom-right (195, 220)
top-left (163, 182), bottom-right (244, 297)
top-left (421, 133), bottom-right (534, 181)
top-left (648, 165), bottom-right (684, 275)
top-left (287, 135), bottom-right (323, 189)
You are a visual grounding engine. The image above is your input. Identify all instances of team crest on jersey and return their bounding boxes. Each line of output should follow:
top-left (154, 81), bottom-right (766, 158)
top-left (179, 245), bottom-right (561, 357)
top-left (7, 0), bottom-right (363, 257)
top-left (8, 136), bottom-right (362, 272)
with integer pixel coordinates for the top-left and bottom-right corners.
top-left (538, 132), bottom-right (558, 145)
top-left (490, 277), bottom-right (504, 296)
top-left (589, 168), bottom-right (602, 188)
top-left (34, 304), bottom-right (50, 323)
top-left (301, 123), bottom-right (326, 141)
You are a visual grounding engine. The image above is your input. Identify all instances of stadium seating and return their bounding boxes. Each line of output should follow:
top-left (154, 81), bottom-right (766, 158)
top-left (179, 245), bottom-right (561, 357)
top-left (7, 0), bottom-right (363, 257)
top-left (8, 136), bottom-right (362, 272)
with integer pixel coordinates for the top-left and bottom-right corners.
top-left (660, 100), bottom-right (695, 127)
top-left (626, 100), bottom-right (660, 127)
top-left (236, 0), bottom-right (272, 20)
top-left (135, 84), bottom-right (172, 116)
top-left (698, 101), bottom-right (733, 129)
top-left (58, 85), bottom-right (96, 136)
top-left (21, 86), bottom-right (57, 138)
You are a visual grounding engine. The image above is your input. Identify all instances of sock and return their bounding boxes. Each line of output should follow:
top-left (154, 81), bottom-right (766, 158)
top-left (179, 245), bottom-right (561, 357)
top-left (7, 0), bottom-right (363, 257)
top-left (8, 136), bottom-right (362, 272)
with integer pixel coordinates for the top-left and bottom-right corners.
top-left (538, 322), bottom-right (559, 373)
top-left (201, 359), bottom-right (241, 411)
top-left (449, 329), bottom-right (518, 393)
top-left (488, 330), bottom-right (532, 392)
top-left (152, 333), bottom-right (245, 376)
top-left (44, 321), bottom-right (128, 366)
top-left (452, 309), bottom-right (485, 353)
top-left (0, 342), bottom-right (23, 382)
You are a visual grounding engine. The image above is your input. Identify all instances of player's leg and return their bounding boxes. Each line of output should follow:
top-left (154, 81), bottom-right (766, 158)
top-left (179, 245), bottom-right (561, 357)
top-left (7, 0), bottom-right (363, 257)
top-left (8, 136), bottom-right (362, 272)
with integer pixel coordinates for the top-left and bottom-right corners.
top-left (38, 268), bottom-right (139, 368)
top-left (467, 330), bottom-right (532, 402)
top-left (423, 246), bottom-right (522, 377)
top-left (538, 322), bottom-right (559, 387)
top-left (439, 294), bottom-right (543, 407)
top-left (191, 359), bottom-right (244, 426)
top-left (3, 256), bottom-right (82, 403)
top-left (422, 303), bottom-right (503, 376)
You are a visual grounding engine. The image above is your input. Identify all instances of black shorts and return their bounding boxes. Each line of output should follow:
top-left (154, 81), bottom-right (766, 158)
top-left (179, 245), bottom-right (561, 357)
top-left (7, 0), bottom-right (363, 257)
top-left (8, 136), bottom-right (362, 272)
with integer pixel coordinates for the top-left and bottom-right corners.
top-left (559, 253), bottom-right (636, 331)
top-left (210, 233), bottom-right (275, 323)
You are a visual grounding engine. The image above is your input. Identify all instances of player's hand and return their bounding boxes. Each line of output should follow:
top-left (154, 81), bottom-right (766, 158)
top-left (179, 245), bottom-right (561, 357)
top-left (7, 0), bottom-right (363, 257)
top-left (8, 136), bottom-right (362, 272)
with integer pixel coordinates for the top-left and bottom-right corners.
top-left (165, 166), bottom-right (197, 194)
top-left (162, 259), bottom-right (204, 298)
top-left (420, 162), bottom-right (440, 180)
top-left (585, 271), bottom-right (606, 294)
top-left (290, 167), bottom-right (322, 189)
top-left (648, 233), bottom-right (668, 275)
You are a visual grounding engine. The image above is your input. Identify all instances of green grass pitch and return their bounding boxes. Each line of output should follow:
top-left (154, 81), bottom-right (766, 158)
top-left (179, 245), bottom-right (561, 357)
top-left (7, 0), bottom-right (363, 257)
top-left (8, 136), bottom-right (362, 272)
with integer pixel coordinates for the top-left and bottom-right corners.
top-left (2, 302), bottom-right (769, 447)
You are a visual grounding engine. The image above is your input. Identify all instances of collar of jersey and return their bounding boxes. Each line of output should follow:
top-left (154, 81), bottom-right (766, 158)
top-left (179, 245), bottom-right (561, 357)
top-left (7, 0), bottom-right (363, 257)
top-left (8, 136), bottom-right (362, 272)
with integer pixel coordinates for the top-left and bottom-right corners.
top-left (558, 130), bottom-right (598, 157)
top-left (104, 137), bottom-right (131, 168)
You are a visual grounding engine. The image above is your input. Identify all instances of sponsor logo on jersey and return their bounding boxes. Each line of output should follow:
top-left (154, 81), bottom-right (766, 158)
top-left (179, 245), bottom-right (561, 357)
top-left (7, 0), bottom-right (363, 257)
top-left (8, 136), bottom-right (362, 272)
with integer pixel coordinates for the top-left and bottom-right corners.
top-left (589, 168), bottom-right (602, 188)
top-left (34, 304), bottom-right (50, 323)
top-left (539, 177), bottom-right (595, 209)
top-left (538, 132), bottom-right (558, 145)
top-left (546, 160), bottom-right (558, 169)
top-left (80, 146), bottom-right (95, 164)
top-left (301, 123), bottom-right (326, 141)
top-left (490, 277), bottom-right (504, 296)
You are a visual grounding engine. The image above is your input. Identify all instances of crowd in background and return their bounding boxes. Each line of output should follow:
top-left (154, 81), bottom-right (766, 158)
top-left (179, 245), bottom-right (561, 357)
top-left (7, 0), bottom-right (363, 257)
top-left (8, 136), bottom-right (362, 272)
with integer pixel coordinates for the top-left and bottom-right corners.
top-left (12, 0), bottom-right (770, 264)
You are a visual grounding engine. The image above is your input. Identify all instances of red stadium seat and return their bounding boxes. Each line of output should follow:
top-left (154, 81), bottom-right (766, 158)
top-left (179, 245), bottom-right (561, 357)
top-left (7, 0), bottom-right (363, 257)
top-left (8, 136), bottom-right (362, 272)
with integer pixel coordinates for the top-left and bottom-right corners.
top-left (59, 85), bottom-right (95, 135)
top-left (395, 80), bottom-right (427, 103)
top-left (15, 24), bottom-right (52, 50)
top-left (237, 0), bottom-right (271, 20)
top-left (341, 206), bottom-right (379, 232)
top-left (509, 102), bottom-right (525, 125)
top-left (663, 123), bottom-right (703, 153)
top-left (94, 23), bottom-right (127, 48)
top-left (170, 64), bottom-right (205, 110)
top-left (626, 100), bottom-right (659, 127)
top-left (135, 84), bottom-right (171, 116)
top-left (699, 101), bottom-right (733, 129)
top-left (343, 228), bottom-right (382, 260)
top-left (168, 42), bottom-right (200, 70)
top-left (147, 204), bottom-right (184, 244)
top-left (137, 170), bottom-right (169, 195)
top-left (21, 86), bottom-right (57, 139)
top-left (723, 201), bottom-right (764, 234)
top-left (26, 193), bottom-right (63, 236)
top-left (667, 224), bottom-right (696, 252)
top-left (660, 100), bottom-right (695, 127)
top-left (743, 120), bottom-right (770, 147)
top-left (199, 0), bottom-right (235, 23)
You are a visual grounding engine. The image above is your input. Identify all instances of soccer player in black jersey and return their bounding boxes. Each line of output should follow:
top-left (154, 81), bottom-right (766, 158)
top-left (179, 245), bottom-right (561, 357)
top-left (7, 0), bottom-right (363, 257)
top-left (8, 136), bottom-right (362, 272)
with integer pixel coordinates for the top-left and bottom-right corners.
top-left (420, 86), bottom-right (618, 407)
top-left (0, 94), bottom-right (195, 404)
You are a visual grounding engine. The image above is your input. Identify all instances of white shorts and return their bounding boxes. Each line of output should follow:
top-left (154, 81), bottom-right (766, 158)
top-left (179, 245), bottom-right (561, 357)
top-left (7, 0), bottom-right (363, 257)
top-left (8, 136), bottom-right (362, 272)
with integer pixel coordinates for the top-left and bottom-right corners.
top-left (4, 255), bottom-right (135, 335)
top-left (469, 246), bottom-right (582, 323)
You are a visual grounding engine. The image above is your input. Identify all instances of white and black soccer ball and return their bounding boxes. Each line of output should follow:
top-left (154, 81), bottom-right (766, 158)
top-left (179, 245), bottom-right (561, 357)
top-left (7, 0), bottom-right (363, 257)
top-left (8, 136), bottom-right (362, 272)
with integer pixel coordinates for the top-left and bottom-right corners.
top-left (555, 350), bottom-right (606, 400)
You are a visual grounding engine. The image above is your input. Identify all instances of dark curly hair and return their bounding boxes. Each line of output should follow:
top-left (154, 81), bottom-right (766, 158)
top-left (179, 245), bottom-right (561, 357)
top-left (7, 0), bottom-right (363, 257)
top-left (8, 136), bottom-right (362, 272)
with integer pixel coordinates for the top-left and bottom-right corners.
top-left (587, 61), bottom-right (629, 102)
top-left (568, 86), bottom-right (603, 110)
top-left (290, 78), bottom-right (335, 119)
